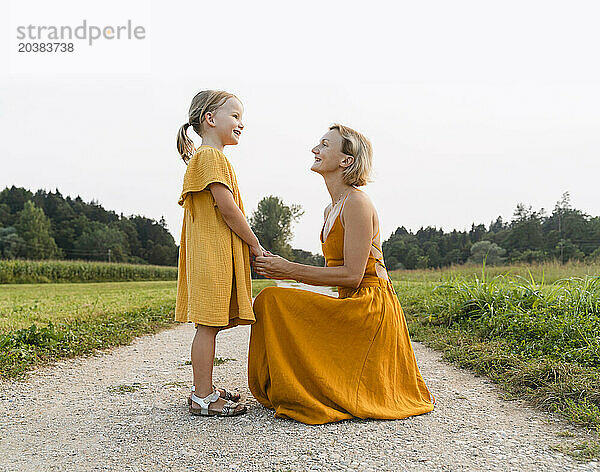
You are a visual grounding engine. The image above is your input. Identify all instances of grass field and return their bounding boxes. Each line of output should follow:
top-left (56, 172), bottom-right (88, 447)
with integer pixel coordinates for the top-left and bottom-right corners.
top-left (389, 260), bottom-right (600, 284)
top-left (390, 262), bottom-right (600, 460)
top-left (0, 279), bottom-right (275, 379)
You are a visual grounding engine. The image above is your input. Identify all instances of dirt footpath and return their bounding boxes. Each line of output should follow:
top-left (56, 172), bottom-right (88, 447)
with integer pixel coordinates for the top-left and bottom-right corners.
top-left (0, 282), bottom-right (598, 471)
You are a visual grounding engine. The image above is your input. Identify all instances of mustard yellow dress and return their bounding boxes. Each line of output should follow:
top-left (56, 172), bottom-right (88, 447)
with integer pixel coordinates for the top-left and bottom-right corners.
top-left (248, 197), bottom-right (435, 424)
top-left (175, 145), bottom-right (254, 328)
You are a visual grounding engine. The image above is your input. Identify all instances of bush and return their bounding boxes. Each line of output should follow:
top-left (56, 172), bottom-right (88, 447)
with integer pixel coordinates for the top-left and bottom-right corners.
top-left (429, 272), bottom-right (600, 367)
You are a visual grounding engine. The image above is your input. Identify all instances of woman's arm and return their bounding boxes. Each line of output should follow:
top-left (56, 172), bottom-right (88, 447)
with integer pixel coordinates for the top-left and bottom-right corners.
top-left (208, 183), bottom-right (263, 256)
top-left (254, 193), bottom-right (373, 289)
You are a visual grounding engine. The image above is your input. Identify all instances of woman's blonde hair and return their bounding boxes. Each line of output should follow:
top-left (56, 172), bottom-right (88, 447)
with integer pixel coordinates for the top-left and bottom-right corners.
top-left (176, 90), bottom-right (239, 164)
top-left (329, 123), bottom-right (373, 186)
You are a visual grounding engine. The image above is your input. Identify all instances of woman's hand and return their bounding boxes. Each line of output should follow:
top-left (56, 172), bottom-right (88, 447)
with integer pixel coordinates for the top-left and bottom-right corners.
top-left (253, 254), bottom-right (293, 280)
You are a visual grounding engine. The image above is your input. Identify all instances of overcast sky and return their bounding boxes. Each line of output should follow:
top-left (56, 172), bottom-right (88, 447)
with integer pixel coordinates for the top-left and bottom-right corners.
top-left (2, 0), bottom-right (600, 254)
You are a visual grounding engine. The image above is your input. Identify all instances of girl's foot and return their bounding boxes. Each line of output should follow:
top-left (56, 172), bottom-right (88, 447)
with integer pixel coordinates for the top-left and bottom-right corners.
top-left (188, 385), bottom-right (241, 405)
top-left (214, 385), bottom-right (241, 402)
top-left (189, 390), bottom-right (247, 416)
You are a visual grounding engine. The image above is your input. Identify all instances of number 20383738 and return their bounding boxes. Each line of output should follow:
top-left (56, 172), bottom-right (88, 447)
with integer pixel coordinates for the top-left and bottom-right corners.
top-left (18, 43), bottom-right (74, 52)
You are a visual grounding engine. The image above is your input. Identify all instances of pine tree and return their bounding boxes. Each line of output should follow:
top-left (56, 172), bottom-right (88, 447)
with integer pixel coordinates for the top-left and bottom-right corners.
top-left (14, 201), bottom-right (61, 259)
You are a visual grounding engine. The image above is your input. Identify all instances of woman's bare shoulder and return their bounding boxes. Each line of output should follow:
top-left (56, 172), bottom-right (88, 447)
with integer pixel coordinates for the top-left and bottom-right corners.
top-left (341, 189), bottom-right (375, 224)
top-left (348, 188), bottom-right (374, 209)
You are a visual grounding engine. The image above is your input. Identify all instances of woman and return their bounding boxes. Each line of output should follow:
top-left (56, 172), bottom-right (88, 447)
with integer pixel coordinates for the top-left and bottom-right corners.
top-left (251, 124), bottom-right (435, 425)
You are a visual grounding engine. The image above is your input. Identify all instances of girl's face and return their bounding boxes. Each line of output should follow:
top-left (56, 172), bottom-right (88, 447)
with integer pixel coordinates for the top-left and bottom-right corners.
top-left (206, 97), bottom-right (244, 146)
top-left (310, 129), bottom-right (353, 175)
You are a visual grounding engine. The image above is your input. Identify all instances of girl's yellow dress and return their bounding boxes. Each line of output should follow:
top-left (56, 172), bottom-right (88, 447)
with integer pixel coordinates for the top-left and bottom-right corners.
top-left (248, 197), bottom-right (435, 424)
top-left (175, 145), bottom-right (254, 328)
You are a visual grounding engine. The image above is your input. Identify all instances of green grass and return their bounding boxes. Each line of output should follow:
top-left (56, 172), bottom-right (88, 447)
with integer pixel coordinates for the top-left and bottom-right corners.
top-left (213, 357), bottom-right (235, 366)
top-left (0, 279), bottom-right (275, 379)
top-left (0, 259), bottom-right (178, 284)
top-left (389, 260), bottom-right (600, 284)
top-left (0, 281), bottom-right (177, 332)
top-left (252, 279), bottom-right (277, 297)
top-left (391, 262), bottom-right (600, 459)
top-left (551, 439), bottom-right (600, 461)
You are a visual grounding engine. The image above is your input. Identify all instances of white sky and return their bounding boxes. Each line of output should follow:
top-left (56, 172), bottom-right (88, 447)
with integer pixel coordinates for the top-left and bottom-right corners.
top-left (2, 0), bottom-right (600, 254)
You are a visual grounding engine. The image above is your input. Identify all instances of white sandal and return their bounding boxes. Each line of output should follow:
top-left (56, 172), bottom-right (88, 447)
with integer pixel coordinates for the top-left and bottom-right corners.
top-left (188, 385), bottom-right (241, 405)
top-left (189, 390), bottom-right (247, 417)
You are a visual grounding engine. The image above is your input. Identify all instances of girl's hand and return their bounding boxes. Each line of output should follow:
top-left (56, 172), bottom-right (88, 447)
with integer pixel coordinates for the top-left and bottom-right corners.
top-left (250, 244), bottom-right (268, 258)
top-left (253, 255), bottom-right (292, 280)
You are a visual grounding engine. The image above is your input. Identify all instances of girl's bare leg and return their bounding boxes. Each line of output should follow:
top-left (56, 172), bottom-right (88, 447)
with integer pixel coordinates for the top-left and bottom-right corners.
top-left (192, 325), bottom-right (218, 397)
top-left (190, 324), bottom-right (244, 412)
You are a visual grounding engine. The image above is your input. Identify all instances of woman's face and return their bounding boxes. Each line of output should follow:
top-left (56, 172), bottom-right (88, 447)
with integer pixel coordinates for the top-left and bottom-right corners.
top-left (207, 97), bottom-right (244, 145)
top-left (310, 129), bottom-right (352, 175)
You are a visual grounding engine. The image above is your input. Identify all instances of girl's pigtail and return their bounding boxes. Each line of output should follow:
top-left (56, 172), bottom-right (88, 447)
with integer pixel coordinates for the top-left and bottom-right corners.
top-left (177, 122), bottom-right (195, 164)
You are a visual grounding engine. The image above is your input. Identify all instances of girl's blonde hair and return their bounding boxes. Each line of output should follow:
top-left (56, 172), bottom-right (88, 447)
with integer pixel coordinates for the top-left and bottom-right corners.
top-left (329, 123), bottom-right (373, 186)
top-left (176, 90), bottom-right (238, 164)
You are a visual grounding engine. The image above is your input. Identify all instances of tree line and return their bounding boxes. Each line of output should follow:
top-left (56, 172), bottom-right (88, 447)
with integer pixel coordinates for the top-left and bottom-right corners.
top-left (382, 192), bottom-right (600, 270)
top-left (2, 187), bottom-right (597, 271)
top-left (0, 187), bottom-right (325, 268)
top-left (0, 186), bottom-right (178, 265)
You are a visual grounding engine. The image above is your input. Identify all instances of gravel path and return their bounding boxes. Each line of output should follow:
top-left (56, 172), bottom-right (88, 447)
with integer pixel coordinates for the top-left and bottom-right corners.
top-left (0, 282), bottom-right (598, 471)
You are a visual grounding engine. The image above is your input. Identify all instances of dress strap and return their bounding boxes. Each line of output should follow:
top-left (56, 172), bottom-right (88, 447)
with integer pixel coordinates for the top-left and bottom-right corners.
top-left (371, 240), bottom-right (387, 268)
top-left (339, 190), bottom-right (351, 213)
top-left (334, 190), bottom-right (353, 230)
top-left (371, 254), bottom-right (387, 268)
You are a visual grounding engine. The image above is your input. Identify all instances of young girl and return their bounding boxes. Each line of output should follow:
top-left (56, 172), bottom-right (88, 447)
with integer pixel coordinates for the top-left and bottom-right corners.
top-left (175, 90), bottom-right (265, 417)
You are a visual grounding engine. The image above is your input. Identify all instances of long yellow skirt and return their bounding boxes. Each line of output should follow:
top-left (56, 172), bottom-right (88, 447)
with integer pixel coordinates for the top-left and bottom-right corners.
top-left (248, 279), bottom-right (435, 425)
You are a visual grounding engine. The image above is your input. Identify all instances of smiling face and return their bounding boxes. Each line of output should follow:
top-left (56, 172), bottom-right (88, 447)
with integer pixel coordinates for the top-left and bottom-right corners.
top-left (310, 128), bottom-right (354, 176)
top-left (205, 97), bottom-right (244, 146)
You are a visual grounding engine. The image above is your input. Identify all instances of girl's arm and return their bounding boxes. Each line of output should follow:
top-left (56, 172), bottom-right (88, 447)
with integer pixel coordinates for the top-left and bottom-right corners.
top-left (254, 193), bottom-right (373, 289)
top-left (208, 183), bottom-right (262, 256)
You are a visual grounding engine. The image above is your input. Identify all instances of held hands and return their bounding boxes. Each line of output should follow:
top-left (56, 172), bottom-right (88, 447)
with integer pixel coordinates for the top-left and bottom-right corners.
top-left (250, 244), bottom-right (272, 258)
top-left (250, 244), bottom-right (290, 279)
top-left (253, 253), bottom-right (292, 280)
